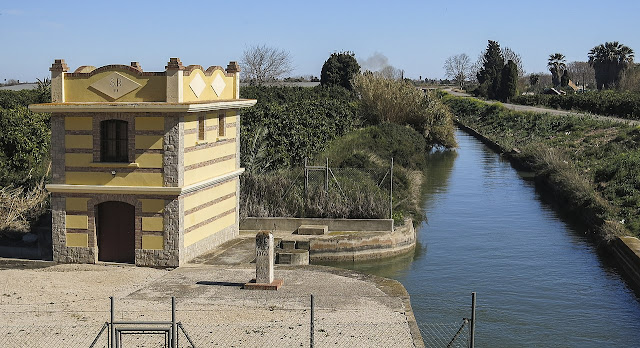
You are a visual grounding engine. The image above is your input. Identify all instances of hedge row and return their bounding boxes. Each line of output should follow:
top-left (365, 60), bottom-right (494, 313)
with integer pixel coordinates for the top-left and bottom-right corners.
top-left (511, 91), bottom-right (640, 120)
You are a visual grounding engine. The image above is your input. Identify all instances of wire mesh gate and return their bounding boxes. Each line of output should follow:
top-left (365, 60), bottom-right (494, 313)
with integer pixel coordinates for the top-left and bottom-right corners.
top-left (90, 297), bottom-right (196, 348)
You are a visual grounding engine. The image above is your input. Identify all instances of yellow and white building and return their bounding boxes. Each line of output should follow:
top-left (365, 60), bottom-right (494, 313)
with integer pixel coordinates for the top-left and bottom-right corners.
top-left (30, 58), bottom-right (256, 266)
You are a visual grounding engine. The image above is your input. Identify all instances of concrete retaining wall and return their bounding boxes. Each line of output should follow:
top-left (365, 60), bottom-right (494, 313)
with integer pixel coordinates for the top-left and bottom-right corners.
top-left (240, 217), bottom-right (393, 233)
top-left (309, 222), bottom-right (416, 262)
top-left (611, 236), bottom-right (640, 291)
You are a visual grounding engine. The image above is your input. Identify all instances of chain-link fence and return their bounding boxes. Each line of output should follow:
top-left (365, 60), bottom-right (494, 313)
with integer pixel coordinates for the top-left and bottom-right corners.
top-left (0, 293), bottom-right (476, 347)
top-left (240, 158), bottom-right (394, 221)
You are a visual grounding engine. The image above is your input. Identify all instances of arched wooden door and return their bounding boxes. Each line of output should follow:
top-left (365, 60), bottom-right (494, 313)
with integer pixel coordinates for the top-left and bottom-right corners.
top-left (96, 201), bottom-right (135, 263)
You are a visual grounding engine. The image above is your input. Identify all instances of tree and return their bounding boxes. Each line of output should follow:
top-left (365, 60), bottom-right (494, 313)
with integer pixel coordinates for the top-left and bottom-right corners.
top-left (353, 74), bottom-right (456, 148)
top-left (588, 41), bottom-right (635, 90)
top-left (240, 45), bottom-right (294, 85)
top-left (501, 47), bottom-right (525, 77)
top-left (444, 53), bottom-right (472, 88)
top-left (320, 52), bottom-right (361, 90)
top-left (548, 53), bottom-right (566, 87)
top-left (477, 40), bottom-right (504, 99)
top-left (498, 60), bottom-right (518, 102)
top-left (560, 70), bottom-right (570, 87)
top-left (567, 61), bottom-right (595, 90)
top-left (529, 73), bottom-right (540, 86)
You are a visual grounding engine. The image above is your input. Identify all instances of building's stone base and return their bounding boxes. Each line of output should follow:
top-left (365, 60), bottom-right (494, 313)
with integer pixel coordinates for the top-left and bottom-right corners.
top-left (135, 249), bottom-right (180, 267)
top-left (54, 246), bottom-right (96, 264)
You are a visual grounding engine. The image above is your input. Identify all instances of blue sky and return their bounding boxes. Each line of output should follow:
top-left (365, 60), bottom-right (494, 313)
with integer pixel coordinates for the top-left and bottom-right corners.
top-left (1, 0), bottom-right (639, 82)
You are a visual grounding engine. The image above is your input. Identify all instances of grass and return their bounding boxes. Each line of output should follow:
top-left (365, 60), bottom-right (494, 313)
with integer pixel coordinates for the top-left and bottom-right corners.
top-left (444, 95), bottom-right (638, 241)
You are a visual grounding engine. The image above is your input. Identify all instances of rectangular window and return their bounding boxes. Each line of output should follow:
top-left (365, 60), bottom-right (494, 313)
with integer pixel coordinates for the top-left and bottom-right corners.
top-left (198, 115), bottom-right (205, 141)
top-left (100, 120), bottom-right (128, 162)
top-left (218, 113), bottom-right (225, 137)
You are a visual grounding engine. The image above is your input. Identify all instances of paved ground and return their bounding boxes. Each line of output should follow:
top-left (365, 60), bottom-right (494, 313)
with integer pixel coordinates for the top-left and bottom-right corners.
top-left (0, 240), bottom-right (423, 347)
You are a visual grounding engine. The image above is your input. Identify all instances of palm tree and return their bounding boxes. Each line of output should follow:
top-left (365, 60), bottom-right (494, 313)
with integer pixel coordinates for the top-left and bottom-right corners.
top-left (548, 53), bottom-right (566, 87)
top-left (588, 41), bottom-right (634, 90)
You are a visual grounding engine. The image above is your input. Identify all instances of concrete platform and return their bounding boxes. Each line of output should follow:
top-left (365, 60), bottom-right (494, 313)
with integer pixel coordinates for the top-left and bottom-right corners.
top-left (0, 259), bottom-right (424, 347)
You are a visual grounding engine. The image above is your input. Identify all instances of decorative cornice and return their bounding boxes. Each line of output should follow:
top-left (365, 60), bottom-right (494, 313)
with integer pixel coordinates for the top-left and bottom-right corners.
top-left (226, 61), bottom-right (241, 74)
top-left (165, 57), bottom-right (185, 70)
top-left (50, 59), bottom-right (69, 72)
top-left (29, 99), bottom-right (257, 113)
top-left (46, 168), bottom-right (244, 196)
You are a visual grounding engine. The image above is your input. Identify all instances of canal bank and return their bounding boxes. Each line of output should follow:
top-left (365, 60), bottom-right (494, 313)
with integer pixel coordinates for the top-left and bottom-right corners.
top-left (456, 120), bottom-right (640, 295)
top-left (329, 129), bottom-right (640, 347)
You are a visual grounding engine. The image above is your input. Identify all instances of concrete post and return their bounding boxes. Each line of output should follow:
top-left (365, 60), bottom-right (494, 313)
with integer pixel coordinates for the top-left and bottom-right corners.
top-left (255, 231), bottom-right (274, 284)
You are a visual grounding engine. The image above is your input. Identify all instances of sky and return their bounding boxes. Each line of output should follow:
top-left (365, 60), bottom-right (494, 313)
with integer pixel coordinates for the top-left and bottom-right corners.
top-left (1, 0), bottom-right (639, 82)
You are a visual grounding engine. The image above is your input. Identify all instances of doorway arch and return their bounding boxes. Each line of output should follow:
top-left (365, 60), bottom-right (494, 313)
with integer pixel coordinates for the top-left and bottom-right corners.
top-left (96, 201), bottom-right (135, 263)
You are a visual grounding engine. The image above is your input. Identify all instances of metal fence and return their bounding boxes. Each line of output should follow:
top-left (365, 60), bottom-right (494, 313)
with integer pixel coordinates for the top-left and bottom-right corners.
top-left (0, 293), bottom-right (476, 347)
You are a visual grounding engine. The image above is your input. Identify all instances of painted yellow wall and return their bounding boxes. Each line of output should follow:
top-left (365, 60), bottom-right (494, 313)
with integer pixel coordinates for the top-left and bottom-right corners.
top-left (65, 135), bottom-right (93, 149)
top-left (142, 235), bottom-right (164, 250)
top-left (182, 70), bottom-right (235, 102)
top-left (140, 199), bottom-right (165, 213)
top-left (65, 153), bottom-right (93, 167)
top-left (65, 70), bottom-right (166, 102)
top-left (134, 153), bottom-right (163, 168)
top-left (184, 194), bottom-right (235, 230)
top-left (65, 117), bottom-right (92, 130)
top-left (66, 233), bottom-right (88, 247)
top-left (141, 199), bottom-right (165, 213)
top-left (142, 217), bottom-right (163, 232)
top-left (183, 181), bottom-right (236, 212)
top-left (184, 142), bottom-right (236, 167)
top-left (184, 213), bottom-right (234, 247)
top-left (66, 197), bottom-right (89, 212)
top-left (184, 158), bottom-right (236, 186)
top-left (184, 113), bottom-right (236, 148)
top-left (66, 172), bottom-right (163, 186)
top-left (135, 117), bottom-right (164, 131)
top-left (135, 135), bottom-right (163, 150)
top-left (66, 214), bottom-right (88, 229)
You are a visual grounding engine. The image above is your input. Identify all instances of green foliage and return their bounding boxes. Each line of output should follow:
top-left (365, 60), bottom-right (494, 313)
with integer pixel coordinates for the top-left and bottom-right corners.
top-left (561, 70), bottom-right (570, 87)
top-left (353, 74), bottom-right (456, 148)
top-left (445, 94), bottom-right (640, 238)
top-left (499, 60), bottom-right (518, 102)
top-left (320, 52), bottom-right (361, 90)
top-left (320, 123), bottom-right (427, 169)
top-left (548, 53), bottom-right (566, 87)
top-left (510, 90), bottom-right (640, 119)
top-left (240, 86), bottom-right (358, 171)
top-left (0, 88), bottom-right (50, 109)
top-left (476, 40), bottom-right (504, 99)
top-left (588, 41), bottom-right (635, 90)
top-left (529, 74), bottom-right (540, 86)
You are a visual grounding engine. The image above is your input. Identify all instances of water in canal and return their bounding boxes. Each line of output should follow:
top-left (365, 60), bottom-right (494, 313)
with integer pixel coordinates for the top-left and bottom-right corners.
top-left (332, 130), bottom-right (640, 346)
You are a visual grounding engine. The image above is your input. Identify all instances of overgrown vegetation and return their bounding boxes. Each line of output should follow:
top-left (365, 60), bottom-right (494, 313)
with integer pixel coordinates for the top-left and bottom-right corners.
top-left (0, 88), bottom-right (51, 235)
top-left (353, 74), bottom-right (457, 148)
top-left (510, 91), bottom-right (640, 120)
top-left (444, 95), bottom-right (638, 241)
top-left (240, 82), bottom-right (456, 224)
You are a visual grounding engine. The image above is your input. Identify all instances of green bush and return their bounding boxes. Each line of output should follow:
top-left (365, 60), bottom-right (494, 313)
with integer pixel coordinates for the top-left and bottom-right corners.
top-left (240, 86), bottom-right (358, 171)
top-left (511, 91), bottom-right (640, 119)
top-left (0, 107), bottom-right (51, 188)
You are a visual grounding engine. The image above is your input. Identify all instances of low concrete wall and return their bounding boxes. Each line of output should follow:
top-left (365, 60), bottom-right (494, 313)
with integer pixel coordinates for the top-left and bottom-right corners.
top-left (611, 236), bottom-right (640, 291)
top-left (309, 221), bottom-right (416, 262)
top-left (240, 217), bottom-right (393, 233)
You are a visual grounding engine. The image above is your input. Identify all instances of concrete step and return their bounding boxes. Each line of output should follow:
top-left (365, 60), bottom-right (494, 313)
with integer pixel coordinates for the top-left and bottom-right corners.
top-left (297, 225), bottom-right (328, 235)
top-left (276, 249), bottom-right (309, 265)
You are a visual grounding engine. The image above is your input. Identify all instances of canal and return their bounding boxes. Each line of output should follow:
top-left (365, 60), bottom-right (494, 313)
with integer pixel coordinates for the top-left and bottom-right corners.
top-left (333, 130), bottom-right (640, 346)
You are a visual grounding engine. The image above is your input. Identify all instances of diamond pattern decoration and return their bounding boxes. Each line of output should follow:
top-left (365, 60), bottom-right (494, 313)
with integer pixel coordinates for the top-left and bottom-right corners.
top-left (189, 74), bottom-right (206, 98)
top-left (89, 72), bottom-right (141, 100)
top-left (211, 75), bottom-right (226, 97)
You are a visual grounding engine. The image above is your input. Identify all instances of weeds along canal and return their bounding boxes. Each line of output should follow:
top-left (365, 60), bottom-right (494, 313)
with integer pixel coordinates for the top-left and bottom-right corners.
top-left (327, 129), bottom-right (640, 347)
